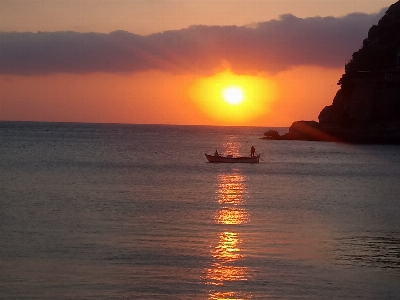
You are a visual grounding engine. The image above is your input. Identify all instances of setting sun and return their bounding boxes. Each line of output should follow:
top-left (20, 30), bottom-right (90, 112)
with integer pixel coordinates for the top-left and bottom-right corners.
top-left (190, 70), bottom-right (278, 125)
top-left (223, 87), bottom-right (244, 105)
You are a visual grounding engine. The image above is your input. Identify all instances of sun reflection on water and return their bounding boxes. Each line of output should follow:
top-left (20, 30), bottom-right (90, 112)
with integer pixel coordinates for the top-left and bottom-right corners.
top-left (220, 137), bottom-right (243, 157)
top-left (216, 207), bottom-right (250, 225)
top-left (206, 170), bottom-right (252, 298)
top-left (213, 232), bottom-right (243, 262)
top-left (208, 291), bottom-right (252, 300)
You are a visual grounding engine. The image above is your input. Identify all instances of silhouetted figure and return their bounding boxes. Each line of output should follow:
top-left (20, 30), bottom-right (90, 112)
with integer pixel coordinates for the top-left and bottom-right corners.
top-left (250, 146), bottom-right (255, 157)
top-left (214, 149), bottom-right (219, 156)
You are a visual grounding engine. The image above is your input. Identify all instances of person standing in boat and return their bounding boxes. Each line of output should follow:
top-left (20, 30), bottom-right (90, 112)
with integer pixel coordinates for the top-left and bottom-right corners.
top-left (250, 146), bottom-right (256, 157)
top-left (214, 149), bottom-right (219, 157)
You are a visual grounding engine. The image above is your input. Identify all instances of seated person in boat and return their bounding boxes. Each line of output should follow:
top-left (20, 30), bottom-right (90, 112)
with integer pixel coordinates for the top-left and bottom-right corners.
top-left (214, 149), bottom-right (220, 156)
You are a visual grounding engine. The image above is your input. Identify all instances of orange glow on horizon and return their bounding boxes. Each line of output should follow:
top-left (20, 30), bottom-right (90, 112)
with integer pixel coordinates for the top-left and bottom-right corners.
top-left (190, 70), bottom-right (278, 125)
top-left (1, 66), bottom-right (341, 126)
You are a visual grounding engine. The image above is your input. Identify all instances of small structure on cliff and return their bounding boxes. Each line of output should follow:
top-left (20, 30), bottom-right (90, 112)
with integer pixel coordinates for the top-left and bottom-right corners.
top-left (267, 1), bottom-right (400, 144)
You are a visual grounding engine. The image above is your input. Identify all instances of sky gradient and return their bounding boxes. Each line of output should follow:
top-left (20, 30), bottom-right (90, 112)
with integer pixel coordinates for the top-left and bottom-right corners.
top-left (0, 0), bottom-right (396, 126)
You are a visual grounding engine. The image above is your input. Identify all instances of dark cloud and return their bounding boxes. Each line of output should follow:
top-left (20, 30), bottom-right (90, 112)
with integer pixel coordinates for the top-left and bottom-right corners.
top-left (0, 10), bottom-right (385, 75)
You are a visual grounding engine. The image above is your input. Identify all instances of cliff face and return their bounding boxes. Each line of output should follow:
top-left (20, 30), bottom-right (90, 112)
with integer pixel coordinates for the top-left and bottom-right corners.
top-left (316, 1), bottom-right (400, 143)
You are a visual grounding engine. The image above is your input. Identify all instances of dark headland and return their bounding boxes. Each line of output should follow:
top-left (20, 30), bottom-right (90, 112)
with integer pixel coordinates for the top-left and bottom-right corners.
top-left (264, 1), bottom-right (400, 144)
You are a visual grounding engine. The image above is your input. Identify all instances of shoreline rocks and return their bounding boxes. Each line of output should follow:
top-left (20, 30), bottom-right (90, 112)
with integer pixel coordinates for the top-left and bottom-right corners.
top-left (262, 120), bottom-right (400, 144)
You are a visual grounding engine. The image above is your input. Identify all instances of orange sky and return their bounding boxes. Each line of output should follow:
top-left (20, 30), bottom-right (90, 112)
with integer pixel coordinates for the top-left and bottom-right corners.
top-left (0, 67), bottom-right (342, 126)
top-left (0, 0), bottom-right (394, 126)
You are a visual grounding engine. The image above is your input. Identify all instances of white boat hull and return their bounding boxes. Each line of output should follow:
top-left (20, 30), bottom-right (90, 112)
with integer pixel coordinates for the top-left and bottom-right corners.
top-left (205, 153), bottom-right (260, 163)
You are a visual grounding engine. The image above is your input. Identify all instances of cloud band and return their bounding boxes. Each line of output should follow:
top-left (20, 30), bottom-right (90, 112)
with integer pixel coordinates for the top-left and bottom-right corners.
top-left (0, 11), bottom-right (384, 75)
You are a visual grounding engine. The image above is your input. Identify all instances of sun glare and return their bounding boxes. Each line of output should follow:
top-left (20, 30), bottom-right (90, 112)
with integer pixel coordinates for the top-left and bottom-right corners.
top-left (190, 70), bottom-right (278, 125)
top-left (223, 87), bottom-right (244, 105)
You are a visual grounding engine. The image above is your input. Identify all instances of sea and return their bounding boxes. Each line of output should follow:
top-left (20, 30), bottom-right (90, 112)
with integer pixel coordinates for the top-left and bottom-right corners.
top-left (1, 121), bottom-right (400, 300)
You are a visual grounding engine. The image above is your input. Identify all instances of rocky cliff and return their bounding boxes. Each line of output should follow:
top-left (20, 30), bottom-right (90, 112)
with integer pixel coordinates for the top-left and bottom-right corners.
top-left (268, 1), bottom-right (400, 144)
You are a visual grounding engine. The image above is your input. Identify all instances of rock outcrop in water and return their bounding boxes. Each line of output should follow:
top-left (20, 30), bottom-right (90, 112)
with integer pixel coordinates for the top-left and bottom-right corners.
top-left (267, 1), bottom-right (400, 144)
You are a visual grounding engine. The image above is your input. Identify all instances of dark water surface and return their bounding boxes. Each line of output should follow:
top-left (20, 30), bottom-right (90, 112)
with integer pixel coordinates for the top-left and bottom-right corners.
top-left (1, 122), bottom-right (400, 299)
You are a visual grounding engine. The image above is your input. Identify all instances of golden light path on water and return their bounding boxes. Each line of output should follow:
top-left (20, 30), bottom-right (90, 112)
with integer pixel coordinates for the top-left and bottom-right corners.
top-left (206, 170), bottom-right (252, 300)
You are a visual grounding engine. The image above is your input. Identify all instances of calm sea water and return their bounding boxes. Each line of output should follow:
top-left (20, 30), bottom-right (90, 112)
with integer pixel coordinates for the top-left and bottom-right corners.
top-left (1, 122), bottom-right (400, 299)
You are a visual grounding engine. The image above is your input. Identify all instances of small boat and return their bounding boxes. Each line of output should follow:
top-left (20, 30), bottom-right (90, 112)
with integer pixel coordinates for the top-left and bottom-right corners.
top-left (205, 153), bottom-right (260, 163)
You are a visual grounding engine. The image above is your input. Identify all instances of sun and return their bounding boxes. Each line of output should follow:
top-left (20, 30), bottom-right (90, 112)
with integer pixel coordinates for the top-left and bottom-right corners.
top-left (223, 87), bottom-right (244, 105)
top-left (190, 70), bottom-right (278, 125)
